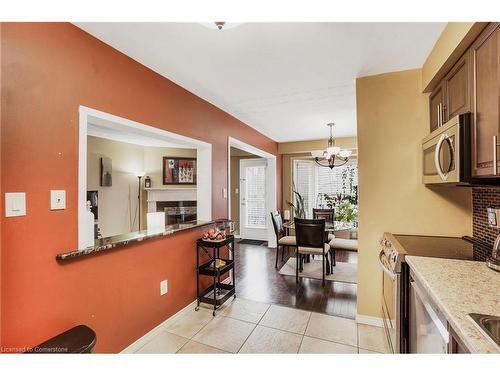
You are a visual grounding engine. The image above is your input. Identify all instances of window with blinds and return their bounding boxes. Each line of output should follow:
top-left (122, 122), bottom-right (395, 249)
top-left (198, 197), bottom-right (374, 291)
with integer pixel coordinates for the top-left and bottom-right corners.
top-left (294, 160), bottom-right (315, 219)
top-left (293, 160), bottom-right (358, 218)
top-left (245, 165), bottom-right (267, 228)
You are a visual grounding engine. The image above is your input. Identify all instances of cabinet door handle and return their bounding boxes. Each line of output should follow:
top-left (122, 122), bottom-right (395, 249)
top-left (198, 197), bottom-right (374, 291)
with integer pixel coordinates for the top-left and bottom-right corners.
top-left (440, 103), bottom-right (442, 127)
top-left (494, 136), bottom-right (499, 176)
top-left (439, 103), bottom-right (443, 127)
top-left (438, 103), bottom-right (443, 126)
top-left (437, 104), bottom-right (441, 128)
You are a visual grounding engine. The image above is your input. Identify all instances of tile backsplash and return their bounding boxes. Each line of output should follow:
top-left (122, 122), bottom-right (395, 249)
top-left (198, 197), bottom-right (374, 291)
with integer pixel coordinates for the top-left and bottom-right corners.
top-left (472, 187), bottom-right (500, 260)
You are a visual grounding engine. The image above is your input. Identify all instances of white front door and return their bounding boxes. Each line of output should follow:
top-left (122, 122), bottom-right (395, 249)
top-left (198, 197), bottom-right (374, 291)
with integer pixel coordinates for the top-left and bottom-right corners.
top-left (240, 158), bottom-right (268, 240)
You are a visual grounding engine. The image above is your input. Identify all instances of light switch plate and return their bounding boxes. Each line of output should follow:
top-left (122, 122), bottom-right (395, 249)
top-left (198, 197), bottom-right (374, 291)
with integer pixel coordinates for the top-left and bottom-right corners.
top-left (5, 192), bottom-right (26, 217)
top-left (160, 280), bottom-right (168, 296)
top-left (50, 190), bottom-right (66, 210)
top-left (223, 188), bottom-right (227, 199)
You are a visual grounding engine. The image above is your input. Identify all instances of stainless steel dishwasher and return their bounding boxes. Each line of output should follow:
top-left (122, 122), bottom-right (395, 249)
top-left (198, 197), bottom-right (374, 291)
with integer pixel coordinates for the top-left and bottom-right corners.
top-left (409, 271), bottom-right (450, 353)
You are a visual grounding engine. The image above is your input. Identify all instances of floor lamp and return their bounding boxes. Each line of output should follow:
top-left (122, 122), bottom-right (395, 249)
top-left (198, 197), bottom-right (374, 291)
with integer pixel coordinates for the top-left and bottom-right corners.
top-left (136, 171), bottom-right (146, 231)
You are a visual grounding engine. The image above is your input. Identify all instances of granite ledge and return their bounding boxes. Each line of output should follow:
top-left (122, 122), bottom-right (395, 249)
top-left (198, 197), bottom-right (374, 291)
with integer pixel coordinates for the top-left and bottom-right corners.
top-left (56, 220), bottom-right (214, 261)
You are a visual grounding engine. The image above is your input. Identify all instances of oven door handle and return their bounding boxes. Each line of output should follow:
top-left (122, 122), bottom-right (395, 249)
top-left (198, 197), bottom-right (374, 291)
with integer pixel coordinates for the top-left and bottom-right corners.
top-left (378, 250), bottom-right (396, 281)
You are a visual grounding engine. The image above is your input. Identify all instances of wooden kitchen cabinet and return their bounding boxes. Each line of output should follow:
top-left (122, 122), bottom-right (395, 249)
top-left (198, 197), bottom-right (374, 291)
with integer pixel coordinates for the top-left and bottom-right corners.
top-left (470, 23), bottom-right (500, 178)
top-left (427, 22), bottom-right (500, 180)
top-left (443, 53), bottom-right (471, 121)
top-left (429, 82), bottom-right (445, 132)
top-left (429, 52), bottom-right (470, 133)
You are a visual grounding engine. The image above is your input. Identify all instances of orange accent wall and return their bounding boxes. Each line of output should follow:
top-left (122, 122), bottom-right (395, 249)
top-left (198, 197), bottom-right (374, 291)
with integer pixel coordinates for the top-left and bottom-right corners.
top-left (0, 23), bottom-right (281, 352)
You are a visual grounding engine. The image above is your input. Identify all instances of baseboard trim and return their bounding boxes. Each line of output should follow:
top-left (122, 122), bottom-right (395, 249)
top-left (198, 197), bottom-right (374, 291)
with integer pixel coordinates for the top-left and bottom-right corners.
top-left (120, 300), bottom-right (197, 353)
top-left (356, 314), bottom-right (384, 327)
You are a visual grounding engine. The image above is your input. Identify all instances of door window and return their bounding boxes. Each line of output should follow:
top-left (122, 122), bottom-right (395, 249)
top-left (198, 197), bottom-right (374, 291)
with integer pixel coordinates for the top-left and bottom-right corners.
top-left (245, 165), bottom-right (266, 229)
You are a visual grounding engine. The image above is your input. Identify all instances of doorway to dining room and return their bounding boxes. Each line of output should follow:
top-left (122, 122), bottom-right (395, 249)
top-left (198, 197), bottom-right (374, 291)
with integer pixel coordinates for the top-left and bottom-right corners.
top-left (240, 147), bottom-right (359, 319)
top-left (228, 138), bottom-right (358, 319)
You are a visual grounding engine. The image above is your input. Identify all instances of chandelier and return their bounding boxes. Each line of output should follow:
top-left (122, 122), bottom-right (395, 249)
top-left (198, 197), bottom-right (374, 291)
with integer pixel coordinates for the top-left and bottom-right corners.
top-left (311, 123), bottom-right (353, 169)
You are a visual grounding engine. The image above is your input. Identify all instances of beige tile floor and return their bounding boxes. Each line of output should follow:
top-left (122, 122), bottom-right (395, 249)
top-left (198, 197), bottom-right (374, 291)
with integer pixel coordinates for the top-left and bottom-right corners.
top-left (134, 298), bottom-right (390, 354)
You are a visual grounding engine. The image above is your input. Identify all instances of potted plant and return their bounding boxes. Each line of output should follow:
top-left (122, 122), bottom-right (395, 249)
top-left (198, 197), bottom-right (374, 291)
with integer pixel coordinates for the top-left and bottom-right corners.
top-left (287, 184), bottom-right (306, 222)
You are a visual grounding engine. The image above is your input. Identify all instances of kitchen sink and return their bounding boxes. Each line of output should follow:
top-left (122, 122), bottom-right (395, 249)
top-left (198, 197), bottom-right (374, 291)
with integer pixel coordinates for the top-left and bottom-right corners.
top-left (469, 313), bottom-right (500, 348)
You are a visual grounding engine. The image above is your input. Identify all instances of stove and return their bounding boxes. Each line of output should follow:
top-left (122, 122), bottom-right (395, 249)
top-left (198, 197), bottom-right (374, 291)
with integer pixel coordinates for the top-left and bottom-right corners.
top-left (381, 234), bottom-right (475, 272)
top-left (378, 233), bottom-right (478, 353)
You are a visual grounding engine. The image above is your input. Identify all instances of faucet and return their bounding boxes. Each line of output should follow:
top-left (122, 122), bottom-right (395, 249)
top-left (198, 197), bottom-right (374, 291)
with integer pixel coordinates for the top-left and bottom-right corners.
top-left (488, 234), bottom-right (500, 272)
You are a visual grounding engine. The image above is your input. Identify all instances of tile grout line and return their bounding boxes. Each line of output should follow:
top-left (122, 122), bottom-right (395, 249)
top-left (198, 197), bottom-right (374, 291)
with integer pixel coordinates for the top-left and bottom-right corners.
top-left (136, 330), bottom-right (188, 353)
top-left (175, 339), bottom-right (191, 354)
top-left (261, 299), bottom-right (357, 322)
top-left (168, 307), bottom-right (216, 340)
top-left (173, 307), bottom-right (225, 353)
top-left (301, 334), bottom-right (358, 350)
top-left (298, 311), bottom-right (314, 353)
top-left (236, 302), bottom-right (272, 353)
top-left (357, 322), bottom-right (360, 352)
top-left (182, 338), bottom-right (231, 354)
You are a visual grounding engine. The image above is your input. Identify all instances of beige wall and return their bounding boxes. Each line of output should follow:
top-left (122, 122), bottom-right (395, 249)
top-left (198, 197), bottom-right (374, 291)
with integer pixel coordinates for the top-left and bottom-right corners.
top-left (279, 138), bottom-right (358, 212)
top-left (356, 69), bottom-right (472, 318)
top-left (143, 147), bottom-right (197, 189)
top-left (87, 136), bottom-right (196, 237)
top-left (278, 137), bottom-right (357, 154)
top-left (87, 136), bottom-right (144, 238)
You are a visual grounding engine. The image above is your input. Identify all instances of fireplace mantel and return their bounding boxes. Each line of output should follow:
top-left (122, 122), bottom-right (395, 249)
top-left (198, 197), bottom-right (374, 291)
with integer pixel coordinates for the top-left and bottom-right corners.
top-left (146, 187), bottom-right (197, 213)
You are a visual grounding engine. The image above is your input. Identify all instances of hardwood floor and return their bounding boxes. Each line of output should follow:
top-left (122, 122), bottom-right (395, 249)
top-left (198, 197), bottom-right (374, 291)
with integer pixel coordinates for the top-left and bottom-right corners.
top-left (233, 241), bottom-right (357, 319)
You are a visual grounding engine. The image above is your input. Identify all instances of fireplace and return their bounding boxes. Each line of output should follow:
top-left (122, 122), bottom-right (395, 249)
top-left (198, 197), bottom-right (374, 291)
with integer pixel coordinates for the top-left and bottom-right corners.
top-left (146, 187), bottom-right (197, 226)
top-left (157, 201), bottom-right (197, 224)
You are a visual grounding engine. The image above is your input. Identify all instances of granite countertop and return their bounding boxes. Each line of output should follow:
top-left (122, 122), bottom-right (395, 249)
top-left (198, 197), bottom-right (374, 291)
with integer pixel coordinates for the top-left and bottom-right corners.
top-left (56, 220), bottom-right (213, 261)
top-left (406, 256), bottom-right (500, 354)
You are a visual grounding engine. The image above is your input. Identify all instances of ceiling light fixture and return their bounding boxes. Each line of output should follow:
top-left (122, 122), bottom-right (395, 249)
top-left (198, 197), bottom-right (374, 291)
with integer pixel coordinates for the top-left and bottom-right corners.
top-left (200, 22), bottom-right (242, 31)
top-left (311, 123), bottom-right (353, 169)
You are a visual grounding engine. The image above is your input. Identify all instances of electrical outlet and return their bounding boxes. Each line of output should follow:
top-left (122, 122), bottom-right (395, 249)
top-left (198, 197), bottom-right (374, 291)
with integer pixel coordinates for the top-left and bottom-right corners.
top-left (160, 280), bottom-right (168, 296)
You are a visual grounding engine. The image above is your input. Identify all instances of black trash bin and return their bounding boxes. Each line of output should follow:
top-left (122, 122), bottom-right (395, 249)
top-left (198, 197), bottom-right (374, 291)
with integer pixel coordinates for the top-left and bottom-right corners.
top-left (28, 325), bottom-right (96, 354)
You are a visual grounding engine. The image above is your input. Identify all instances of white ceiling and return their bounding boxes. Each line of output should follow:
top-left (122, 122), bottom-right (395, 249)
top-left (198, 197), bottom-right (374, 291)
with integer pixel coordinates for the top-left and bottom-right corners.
top-left (76, 22), bottom-right (446, 142)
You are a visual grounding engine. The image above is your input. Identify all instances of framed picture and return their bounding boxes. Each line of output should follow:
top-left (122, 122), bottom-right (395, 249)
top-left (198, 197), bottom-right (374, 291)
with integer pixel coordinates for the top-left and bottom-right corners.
top-left (163, 157), bottom-right (197, 185)
top-left (100, 156), bottom-right (112, 187)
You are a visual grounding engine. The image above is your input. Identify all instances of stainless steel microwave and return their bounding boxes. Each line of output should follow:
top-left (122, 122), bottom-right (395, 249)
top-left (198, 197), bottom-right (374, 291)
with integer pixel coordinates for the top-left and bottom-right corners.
top-left (422, 113), bottom-right (471, 185)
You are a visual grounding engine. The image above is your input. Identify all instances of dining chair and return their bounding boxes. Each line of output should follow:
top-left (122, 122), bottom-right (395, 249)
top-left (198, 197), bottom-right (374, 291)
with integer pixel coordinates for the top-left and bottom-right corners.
top-left (294, 218), bottom-right (330, 286)
top-left (270, 211), bottom-right (296, 268)
top-left (329, 238), bottom-right (358, 273)
top-left (312, 208), bottom-right (335, 267)
top-left (313, 208), bottom-right (334, 223)
top-left (313, 208), bottom-right (335, 241)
